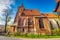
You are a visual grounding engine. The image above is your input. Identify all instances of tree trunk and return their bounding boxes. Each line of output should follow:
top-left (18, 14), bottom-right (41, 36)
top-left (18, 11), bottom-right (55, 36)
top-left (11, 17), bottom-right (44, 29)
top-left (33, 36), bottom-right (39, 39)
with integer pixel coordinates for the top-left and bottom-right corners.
top-left (4, 13), bottom-right (8, 33)
top-left (5, 21), bottom-right (7, 33)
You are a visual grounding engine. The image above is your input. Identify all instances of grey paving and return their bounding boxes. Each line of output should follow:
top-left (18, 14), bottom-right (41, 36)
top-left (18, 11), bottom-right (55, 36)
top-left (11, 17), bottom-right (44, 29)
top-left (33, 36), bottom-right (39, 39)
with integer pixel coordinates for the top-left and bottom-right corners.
top-left (0, 36), bottom-right (60, 40)
top-left (0, 36), bottom-right (22, 40)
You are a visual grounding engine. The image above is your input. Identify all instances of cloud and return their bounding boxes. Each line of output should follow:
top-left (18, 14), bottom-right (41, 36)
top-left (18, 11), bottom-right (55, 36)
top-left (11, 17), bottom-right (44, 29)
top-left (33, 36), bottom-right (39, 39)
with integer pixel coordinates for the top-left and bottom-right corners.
top-left (0, 0), bottom-right (15, 25)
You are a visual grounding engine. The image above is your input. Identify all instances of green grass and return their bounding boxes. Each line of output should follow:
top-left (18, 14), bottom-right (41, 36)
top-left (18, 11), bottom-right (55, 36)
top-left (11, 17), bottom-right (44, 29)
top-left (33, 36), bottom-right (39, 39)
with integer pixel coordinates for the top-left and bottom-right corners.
top-left (5, 34), bottom-right (60, 38)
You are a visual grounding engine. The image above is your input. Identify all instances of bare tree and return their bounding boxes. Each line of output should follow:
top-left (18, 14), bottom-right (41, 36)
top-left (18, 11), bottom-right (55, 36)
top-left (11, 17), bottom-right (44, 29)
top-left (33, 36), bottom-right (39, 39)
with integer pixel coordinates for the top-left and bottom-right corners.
top-left (2, 9), bottom-right (11, 33)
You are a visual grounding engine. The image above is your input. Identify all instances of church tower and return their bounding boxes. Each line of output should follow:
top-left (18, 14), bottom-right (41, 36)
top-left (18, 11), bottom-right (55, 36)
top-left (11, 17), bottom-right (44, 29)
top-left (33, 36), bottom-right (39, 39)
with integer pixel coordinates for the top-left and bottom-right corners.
top-left (14, 4), bottom-right (24, 22)
top-left (54, 0), bottom-right (60, 16)
top-left (18, 4), bottom-right (24, 12)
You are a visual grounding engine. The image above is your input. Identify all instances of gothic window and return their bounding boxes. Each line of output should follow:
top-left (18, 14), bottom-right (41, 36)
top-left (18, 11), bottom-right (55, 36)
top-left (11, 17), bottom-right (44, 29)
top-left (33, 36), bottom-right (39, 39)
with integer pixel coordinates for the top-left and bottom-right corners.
top-left (28, 18), bottom-right (33, 25)
top-left (23, 18), bottom-right (26, 26)
top-left (39, 18), bottom-right (44, 28)
top-left (49, 21), bottom-right (54, 30)
top-left (55, 20), bottom-right (60, 28)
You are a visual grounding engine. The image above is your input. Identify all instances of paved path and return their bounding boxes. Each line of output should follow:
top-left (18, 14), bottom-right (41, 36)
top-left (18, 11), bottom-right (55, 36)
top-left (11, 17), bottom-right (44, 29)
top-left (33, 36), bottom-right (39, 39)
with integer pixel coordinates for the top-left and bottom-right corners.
top-left (0, 36), bottom-right (60, 40)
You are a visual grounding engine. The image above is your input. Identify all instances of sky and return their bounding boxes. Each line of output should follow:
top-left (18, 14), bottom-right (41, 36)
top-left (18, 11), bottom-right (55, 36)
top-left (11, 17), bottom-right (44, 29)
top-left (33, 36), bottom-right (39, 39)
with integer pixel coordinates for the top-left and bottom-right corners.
top-left (0, 0), bottom-right (56, 25)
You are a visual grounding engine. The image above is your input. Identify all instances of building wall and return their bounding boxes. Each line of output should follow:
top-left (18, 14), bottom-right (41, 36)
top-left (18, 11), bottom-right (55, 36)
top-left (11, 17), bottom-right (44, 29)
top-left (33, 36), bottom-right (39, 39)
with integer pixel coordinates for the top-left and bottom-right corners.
top-left (33, 17), bottom-right (59, 34)
top-left (14, 16), bottom-right (34, 34)
top-left (12, 4), bottom-right (60, 34)
top-left (33, 17), bottom-right (51, 34)
top-left (13, 14), bottom-right (59, 34)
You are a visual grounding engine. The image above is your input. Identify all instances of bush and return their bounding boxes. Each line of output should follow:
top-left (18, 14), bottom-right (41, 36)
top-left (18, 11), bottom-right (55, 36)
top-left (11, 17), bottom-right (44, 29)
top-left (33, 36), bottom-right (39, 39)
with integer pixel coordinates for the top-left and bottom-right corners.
top-left (14, 30), bottom-right (21, 36)
top-left (51, 29), bottom-right (60, 35)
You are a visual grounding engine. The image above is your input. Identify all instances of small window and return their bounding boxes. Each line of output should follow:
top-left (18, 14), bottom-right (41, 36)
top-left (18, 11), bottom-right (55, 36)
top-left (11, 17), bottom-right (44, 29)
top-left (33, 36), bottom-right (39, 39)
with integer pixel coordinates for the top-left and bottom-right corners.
top-left (28, 18), bottom-right (33, 25)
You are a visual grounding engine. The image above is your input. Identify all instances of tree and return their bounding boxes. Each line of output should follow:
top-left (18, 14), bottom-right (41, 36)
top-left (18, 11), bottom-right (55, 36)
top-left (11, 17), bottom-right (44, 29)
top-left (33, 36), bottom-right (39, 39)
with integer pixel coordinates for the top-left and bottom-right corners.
top-left (2, 9), bottom-right (12, 33)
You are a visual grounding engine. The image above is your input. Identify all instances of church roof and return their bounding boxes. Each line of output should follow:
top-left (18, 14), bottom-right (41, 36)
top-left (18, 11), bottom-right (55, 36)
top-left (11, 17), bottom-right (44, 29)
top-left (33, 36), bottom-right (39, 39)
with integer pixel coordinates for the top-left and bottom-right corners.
top-left (23, 9), bottom-right (40, 16)
top-left (41, 13), bottom-right (58, 18)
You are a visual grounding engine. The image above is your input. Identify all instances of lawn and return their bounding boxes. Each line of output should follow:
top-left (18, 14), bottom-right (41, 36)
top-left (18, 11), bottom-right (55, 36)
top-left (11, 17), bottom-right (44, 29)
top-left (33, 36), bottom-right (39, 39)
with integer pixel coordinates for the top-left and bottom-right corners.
top-left (5, 28), bottom-right (60, 38)
top-left (5, 34), bottom-right (60, 38)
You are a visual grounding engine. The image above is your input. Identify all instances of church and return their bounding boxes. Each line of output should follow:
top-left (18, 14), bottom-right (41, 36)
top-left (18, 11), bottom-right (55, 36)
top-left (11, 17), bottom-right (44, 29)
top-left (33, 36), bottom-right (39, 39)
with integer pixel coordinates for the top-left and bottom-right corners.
top-left (11, 0), bottom-right (60, 34)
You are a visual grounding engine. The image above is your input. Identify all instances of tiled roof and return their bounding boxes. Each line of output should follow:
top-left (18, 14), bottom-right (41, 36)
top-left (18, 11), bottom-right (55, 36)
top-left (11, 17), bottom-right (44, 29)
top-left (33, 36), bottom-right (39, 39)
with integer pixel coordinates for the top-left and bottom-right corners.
top-left (23, 9), bottom-right (40, 16)
top-left (41, 13), bottom-right (58, 18)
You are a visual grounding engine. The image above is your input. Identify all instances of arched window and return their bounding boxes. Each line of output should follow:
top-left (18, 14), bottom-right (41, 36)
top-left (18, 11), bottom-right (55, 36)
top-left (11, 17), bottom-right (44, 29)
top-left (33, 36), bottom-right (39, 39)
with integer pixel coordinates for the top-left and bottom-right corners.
top-left (55, 20), bottom-right (60, 28)
top-left (28, 18), bottom-right (33, 25)
top-left (48, 19), bottom-right (58, 30)
top-left (39, 18), bottom-right (44, 28)
top-left (48, 19), bottom-right (54, 30)
top-left (49, 21), bottom-right (54, 30)
top-left (23, 18), bottom-right (26, 26)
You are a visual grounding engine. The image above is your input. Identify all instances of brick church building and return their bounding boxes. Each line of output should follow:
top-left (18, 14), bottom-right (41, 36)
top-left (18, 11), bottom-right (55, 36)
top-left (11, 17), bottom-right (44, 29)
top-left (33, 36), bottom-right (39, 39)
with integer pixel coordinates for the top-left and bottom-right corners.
top-left (10, 0), bottom-right (60, 34)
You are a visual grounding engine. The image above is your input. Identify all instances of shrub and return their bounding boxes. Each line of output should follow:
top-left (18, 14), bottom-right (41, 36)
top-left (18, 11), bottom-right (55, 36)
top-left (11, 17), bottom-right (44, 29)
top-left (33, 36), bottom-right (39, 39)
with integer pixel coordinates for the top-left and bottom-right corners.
top-left (14, 30), bottom-right (21, 36)
top-left (51, 29), bottom-right (60, 35)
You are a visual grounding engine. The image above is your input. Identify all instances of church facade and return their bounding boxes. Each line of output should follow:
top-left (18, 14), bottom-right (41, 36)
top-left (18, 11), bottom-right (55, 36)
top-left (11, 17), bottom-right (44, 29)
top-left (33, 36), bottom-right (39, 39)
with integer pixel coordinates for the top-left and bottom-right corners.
top-left (10, 0), bottom-right (60, 34)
